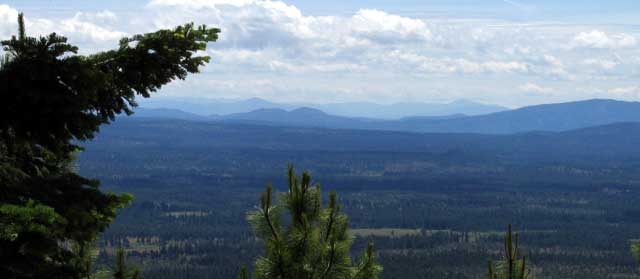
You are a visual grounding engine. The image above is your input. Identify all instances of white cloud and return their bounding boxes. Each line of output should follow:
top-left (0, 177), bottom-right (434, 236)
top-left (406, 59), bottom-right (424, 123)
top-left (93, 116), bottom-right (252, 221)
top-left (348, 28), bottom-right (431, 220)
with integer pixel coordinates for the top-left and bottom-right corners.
top-left (74, 11), bottom-right (120, 25)
top-left (537, 54), bottom-right (576, 80)
top-left (1, 6), bottom-right (126, 53)
top-left (0, 5), bottom-right (19, 39)
top-left (482, 61), bottom-right (529, 73)
top-left (349, 9), bottom-right (432, 43)
top-left (208, 49), bottom-right (266, 65)
top-left (384, 50), bottom-right (529, 75)
top-left (2, 1), bottom-right (640, 106)
top-left (608, 86), bottom-right (640, 95)
top-left (519, 82), bottom-right (554, 94)
top-left (145, 1), bottom-right (434, 52)
top-left (148, 0), bottom-right (254, 8)
top-left (147, 1), bottom-right (432, 44)
top-left (58, 13), bottom-right (126, 43)
top-left (137, 0), bottom-right (639, 82)
top-left (583, 59), bottom-right (618, 70)
top-left (543, 54), bottom-right (563, 68)
top-left (268, 60), bottom-right (365, 73)
top-left (573, 30), bottom-right (637, 49)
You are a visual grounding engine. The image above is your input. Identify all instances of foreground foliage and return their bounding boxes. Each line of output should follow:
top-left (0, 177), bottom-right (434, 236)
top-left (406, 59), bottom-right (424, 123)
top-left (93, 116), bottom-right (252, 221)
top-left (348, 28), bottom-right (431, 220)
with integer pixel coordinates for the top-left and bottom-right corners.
top-left (112, 248), bottom-right (140, 279)
top-left (0, 13), bottom-right (219, 278)
top-left (242, 166), bottom-right (382, 279)
top-left (633, 241), bottom-right (640, 270)
top-left (487, 225), bottom-right (534, 279)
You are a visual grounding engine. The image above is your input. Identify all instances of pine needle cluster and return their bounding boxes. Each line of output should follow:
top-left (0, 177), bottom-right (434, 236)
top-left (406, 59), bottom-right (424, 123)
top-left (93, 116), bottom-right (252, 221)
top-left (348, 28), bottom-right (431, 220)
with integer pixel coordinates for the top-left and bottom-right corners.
top-left (487, 224), bottom-right (535, 279)
top-left (242, 165), bottom-right (382, 279)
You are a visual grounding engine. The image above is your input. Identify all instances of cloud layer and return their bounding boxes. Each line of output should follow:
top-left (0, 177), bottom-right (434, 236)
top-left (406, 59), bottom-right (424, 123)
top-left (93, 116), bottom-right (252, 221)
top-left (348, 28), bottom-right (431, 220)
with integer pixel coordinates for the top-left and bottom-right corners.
top-left (1, 1), bottom-right (639, 106)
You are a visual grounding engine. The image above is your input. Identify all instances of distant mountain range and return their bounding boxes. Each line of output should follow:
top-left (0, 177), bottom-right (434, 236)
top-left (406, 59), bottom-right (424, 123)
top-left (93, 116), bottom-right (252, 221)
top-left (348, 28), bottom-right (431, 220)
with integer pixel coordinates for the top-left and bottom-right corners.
top-left (373, 99), bottom-right (640, 134)
top-left (132, 108), bottom-right (211, 121)
top-left (314, 99), bottom-right (508, 119)
top-left (139, 97), bottom-right (294, 116)
top-left (138, 97), bottom-right (508, 119)
top-left (131, 99), bottom-right (640, 135)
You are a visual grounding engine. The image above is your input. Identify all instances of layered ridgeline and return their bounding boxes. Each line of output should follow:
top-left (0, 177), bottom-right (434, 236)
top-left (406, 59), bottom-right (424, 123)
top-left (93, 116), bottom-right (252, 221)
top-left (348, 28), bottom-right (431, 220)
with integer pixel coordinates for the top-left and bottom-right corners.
top-left (133, 99), bottom-right (640, 134)
top-left (83, 119), bottom-right (640, 166)
top-left (138, 97), bottom-right (507, 119)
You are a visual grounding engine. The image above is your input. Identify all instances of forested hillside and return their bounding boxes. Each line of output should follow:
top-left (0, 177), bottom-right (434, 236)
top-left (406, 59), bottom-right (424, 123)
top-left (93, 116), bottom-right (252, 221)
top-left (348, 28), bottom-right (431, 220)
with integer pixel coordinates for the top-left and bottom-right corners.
top-left (78, 119), bottom-right (640, 279)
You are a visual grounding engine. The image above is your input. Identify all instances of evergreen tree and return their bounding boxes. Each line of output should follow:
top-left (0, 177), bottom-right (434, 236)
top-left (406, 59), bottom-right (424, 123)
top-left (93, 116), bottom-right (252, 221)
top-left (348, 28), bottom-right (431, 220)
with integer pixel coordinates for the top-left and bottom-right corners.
top-left (487, 224), bottom-right (534, 279)
top-left (0, 13), bottom-right (219, 278)
top-left (112, 248), bottom-right (140, 279)
top-left (632, 241), bottom-right (640, 266)
top-left (71, 241), bottom-right (99, 279)
top-left (239, 265), bottom-right (250, 279)
top-left (243, 165), bottom-right (383, 279)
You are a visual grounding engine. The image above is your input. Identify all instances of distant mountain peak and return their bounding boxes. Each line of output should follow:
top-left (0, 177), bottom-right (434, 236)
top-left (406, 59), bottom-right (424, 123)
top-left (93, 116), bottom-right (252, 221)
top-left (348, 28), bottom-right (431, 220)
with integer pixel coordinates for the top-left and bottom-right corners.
top-left (290, 107), bottom-right (327, 116)
top-left (449, 99), bottom-right (476, 105)
top-left (244, 97), bottom-right (271, 104)
top-left (252, 108), bottom-right (287, 113)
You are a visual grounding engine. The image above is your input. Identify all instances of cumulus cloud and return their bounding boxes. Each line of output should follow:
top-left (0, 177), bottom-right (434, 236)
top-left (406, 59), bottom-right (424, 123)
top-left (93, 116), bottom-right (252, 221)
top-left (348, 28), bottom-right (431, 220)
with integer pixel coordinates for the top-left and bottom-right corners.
top-left (145, 1), bottom-right (433, 52)
top-left (132, 0), bottom-right (640, 81)
top-left (573, 30), bottom-right (637, 49)
top-left (58, 13), bottom-right (126, 43)
top-left (583, 59), bottom-right (618, 70)
top-left (536, 54), bottom-right (576, 80)
top-left (0, 5), bottom-right (19, 38)
top-left (1, 6), bottom-right (126, 53)
top-left (268, 60), bottom-right (365, 73)
top-left (519, 82), bottom-right (554, 95)
top-left (349, 9), bottom-right (432, 43)
top-left (383, 50), bottom-right (529, 75)
top-left (543, 54), bottom-right (563, 68)
top-left (1, 1), bottom-right (640, 105)
top-left (608, 86), bottom-right (640, 95)
top-left (148, 0), bottom-right (254, 8)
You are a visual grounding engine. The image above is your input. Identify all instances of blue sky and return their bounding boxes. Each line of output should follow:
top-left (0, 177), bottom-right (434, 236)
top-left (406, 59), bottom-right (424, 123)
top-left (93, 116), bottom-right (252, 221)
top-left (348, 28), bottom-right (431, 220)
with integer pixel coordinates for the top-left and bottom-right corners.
top-left (1, 0), bottom-right (639, 107)
top-left (8, 0), bottom-right (639, 21)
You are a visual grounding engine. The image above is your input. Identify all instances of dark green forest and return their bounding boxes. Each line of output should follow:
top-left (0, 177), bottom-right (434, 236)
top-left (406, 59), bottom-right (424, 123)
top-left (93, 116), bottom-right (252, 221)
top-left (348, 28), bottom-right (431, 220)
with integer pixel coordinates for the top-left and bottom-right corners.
top-left (76, 119), bottom-right (640, 279)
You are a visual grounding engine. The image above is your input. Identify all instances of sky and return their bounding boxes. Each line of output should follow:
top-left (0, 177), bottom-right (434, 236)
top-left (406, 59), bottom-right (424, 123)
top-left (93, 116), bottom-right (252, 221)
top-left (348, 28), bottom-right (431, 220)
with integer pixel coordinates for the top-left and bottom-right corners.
top-left (1, 0), bottom-right (639, 107)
